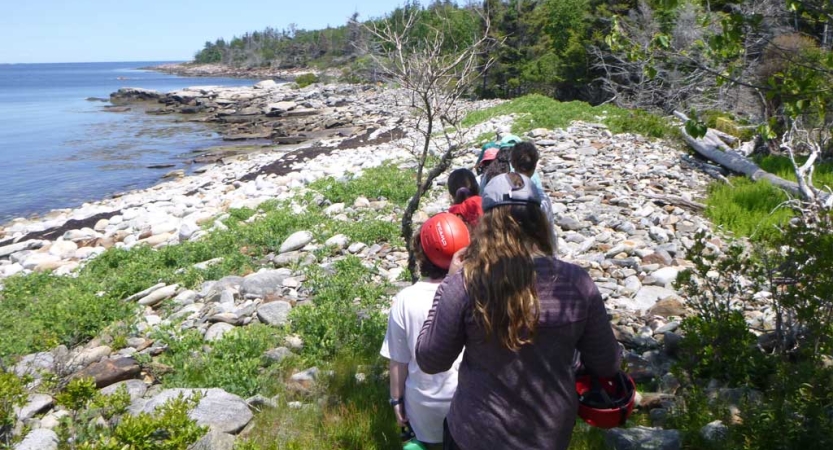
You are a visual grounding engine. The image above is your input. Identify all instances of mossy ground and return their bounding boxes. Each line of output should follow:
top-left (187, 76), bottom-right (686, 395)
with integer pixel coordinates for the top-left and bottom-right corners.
top-left (462, 94), bottom-right (678, 140)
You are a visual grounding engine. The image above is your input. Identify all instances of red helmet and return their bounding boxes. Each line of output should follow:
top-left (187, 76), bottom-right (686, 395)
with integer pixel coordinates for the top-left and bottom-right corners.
top-left (576, 372), bottom-right (636, 429)
top-left (420, 212), bottom-right (470, 269)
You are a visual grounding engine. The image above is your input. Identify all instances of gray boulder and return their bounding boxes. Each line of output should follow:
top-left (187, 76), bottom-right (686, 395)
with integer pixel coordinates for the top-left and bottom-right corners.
top-left (279, 230), bottom-right (313, 253)
top-left (632, 286), bottom-right (678, 312)
top-left (188, 429), bottom-right (236, 450)
top-left (138, 284), bottom-right (178, 307)
top-left (205, 323), bottom-right (236, 342)
top-left (13, 352), bottom-right (54, 378)
top-left (100, 379), bottom-right (148, 401)
top-left (130, 388), bottom-right (253, 434)
top-left (240, 269), bottom-right (291, 298)
top-left (605, 426), bottom-right (681, 450)
top-left (14, 428), bottom-right (58, 450)
top-left (700, 420), bottom-right (728, 442)
top-left (16, 394), bottom-right (54, 421)
top-left (257, 301), bottom-right (292, 326)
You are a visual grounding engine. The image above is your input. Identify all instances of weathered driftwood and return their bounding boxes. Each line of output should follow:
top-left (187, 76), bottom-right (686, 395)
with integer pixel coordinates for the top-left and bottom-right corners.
top-left (674, 111), bottom-right (821, 201)
top-left (680, 154), bottom-right (732, 185)
top-left (643, 191), bottom-right (706, 212)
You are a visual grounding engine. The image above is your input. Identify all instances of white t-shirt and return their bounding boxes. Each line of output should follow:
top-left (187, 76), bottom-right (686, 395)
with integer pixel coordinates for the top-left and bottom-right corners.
top-left (380, 281), bottom-right (461, 444)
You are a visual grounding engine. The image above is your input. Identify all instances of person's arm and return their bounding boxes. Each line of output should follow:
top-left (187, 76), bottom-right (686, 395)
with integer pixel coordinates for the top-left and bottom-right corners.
top-left (576, 276), bottom-right (621, 377)
top-left (416, 274), bottom-right (468, 374)
top-left (380, 293), bottom-right (411, 425)
top-left (389, 360), bottom-right (409, 426)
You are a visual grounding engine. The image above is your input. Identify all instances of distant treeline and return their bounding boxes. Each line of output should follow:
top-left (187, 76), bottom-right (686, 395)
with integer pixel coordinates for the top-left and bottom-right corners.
top-left (193, 0), bottom-right (628, 102)
top-left (194, 0), bottom-right (833, 112)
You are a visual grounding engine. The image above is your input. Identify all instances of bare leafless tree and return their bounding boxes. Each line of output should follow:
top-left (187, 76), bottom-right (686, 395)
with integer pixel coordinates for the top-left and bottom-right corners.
top-left (358, 8), bottom-right (494, 281)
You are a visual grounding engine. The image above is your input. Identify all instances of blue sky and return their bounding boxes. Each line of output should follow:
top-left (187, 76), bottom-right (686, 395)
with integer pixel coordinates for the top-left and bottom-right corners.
top-left (0, 0), bottom-right (407, 63)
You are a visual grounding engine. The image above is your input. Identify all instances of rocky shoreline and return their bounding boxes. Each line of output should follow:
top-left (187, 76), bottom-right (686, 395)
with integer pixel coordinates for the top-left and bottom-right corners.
top-left (3, 80), bottom-right (748, 449)
top-left (145, 62), bottom-right (334, 82)
top-left (0, 81), bottom-right (496, 279)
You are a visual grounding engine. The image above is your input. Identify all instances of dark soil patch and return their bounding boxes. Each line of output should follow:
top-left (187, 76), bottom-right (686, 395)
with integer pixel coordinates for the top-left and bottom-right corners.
top-left (1, 210), bottom-right (122, 245)
top-left (239, 146), bottom-right (336, 181)
top-left (238, 127), bottom-right (406, 182)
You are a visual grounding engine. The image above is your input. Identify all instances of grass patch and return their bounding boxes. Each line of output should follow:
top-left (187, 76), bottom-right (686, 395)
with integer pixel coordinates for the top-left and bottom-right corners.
top-left (237, 356), bottom-right (398, 450)
top-left (308, 164), bottom-right (416, 208)
top-left (461, 94), bottom-right (678, 139)
top-left (755, 155), bottom-right (833, 190)
top-left (704, 178), bottom-right (793, 242)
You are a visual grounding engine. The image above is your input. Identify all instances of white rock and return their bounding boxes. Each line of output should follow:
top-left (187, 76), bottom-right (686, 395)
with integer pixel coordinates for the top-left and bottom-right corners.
top-left (353, 196), bottom-right (370, 208)
top-left (0, 240), bottom-right (43, 258)
top-left (279, 230), bottom-right (313, 254)
top-left (254, 80), bottom-right (279, 89)
top-left (651, 267), bottom-right (681, 286)
top-left (14, 428), bottom-right (58, 450)
top-left (324, 203), bottom-right (345, 215)
top-left (178, 221), bottom-right (200, 241)
top-left (205, 323), bottom-right (236, 341)
top-left (324, 235), bottom-right (349, 250)
top-left (632, 286), bottom-right (678, 312)
top-left (15, 394), bottom-right (54, 421)
top-left (74, 247), bottom-right (105, 260)
top-left (21, 253), bottom-right (61, 270)
top-left (137, 284), bottom-right (179, 306)
top-left (348, 242), bottom-right (366, 253)
top-left (1, 263), bottom-right (24, 277)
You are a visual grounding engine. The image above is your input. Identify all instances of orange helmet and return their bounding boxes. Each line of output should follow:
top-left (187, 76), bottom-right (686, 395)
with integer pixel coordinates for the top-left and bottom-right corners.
top-left (420, 213), bottom-right (470, 269)
top-left (576, 372), bottom-right (636, 429)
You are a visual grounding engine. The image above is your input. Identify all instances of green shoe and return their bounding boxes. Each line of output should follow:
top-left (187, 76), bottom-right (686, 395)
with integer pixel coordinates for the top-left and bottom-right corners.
top-left (402, 438), bottom-right (429, 450)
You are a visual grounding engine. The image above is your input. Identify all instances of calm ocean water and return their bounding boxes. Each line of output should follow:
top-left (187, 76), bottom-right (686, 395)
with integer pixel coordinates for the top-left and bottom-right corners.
top-left (0, 61), bottom-right (255, 223)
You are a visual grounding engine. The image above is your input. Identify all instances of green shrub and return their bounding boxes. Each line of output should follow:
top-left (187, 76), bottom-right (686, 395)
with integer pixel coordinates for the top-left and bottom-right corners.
top-left (0, 202), bottom-right (323, 362)
top-left (56, 377), bottom-right (99, 412)
top-left (671, 224), bottom-right (833, 450)
top-left (730, 363), bottom-right (833, 450)
top-left (72, 394), bottom-right (206, 450)
top-left (675, 235), bottom-right (775, 387)
top-left (461, 94), bottom-right (677, 139)
top-left (295, 73), bottom-right (319, 88)
top-left (291, 256), bottom-right (389, 364)
top-left (0, 370), bottom-right (28, 444)
top-left (53, 378), bottom-right (204, 450)
top-left (678, 312), bottom-right (771, 388)
top-left (153, 324), bottom-right (285, 398)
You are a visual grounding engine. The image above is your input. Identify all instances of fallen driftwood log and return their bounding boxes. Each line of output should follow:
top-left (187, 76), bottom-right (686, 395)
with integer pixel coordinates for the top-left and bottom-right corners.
top-left (643, 191), bottom-right (706, 213)
top-left (673, 111), bottom-right (830, 203)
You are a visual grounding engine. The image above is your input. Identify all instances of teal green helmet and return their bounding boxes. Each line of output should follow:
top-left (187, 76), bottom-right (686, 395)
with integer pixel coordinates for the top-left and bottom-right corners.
top-left (499, 134), bottom-right (522, 148)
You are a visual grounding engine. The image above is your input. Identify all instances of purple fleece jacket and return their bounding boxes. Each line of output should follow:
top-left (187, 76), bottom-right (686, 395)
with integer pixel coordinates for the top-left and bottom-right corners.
top-left (416, 257), bottom-right (621, 450)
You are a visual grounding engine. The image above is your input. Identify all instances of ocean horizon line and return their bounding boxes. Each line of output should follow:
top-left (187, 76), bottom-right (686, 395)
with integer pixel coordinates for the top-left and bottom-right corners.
top-left (0, 60), bottom-right (188, 66)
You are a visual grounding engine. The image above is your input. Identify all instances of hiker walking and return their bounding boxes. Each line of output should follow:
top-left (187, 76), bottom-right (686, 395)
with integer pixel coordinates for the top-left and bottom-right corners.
top-left (511, 141), bottom-right (557, 252)
top-left (416, 173), bottom-right (621, 450)
top-left (446, 168), bottom-right (483, 229)
top-left (381, 214), bottom-right (469, 449)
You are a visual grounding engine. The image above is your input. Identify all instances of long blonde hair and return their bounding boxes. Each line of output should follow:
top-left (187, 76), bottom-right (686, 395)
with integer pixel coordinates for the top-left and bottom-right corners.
top-left (463, 195), bottom-right (554, 351)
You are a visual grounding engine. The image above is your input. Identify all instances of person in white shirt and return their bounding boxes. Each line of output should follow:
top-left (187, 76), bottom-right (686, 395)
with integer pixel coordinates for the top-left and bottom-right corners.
top-left (380, 215), bottom-right (468, 446)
